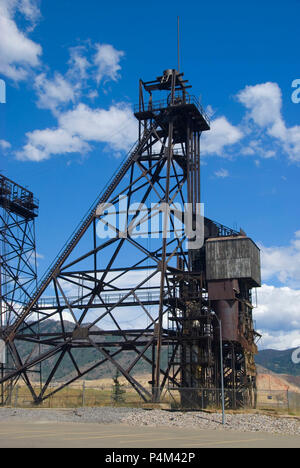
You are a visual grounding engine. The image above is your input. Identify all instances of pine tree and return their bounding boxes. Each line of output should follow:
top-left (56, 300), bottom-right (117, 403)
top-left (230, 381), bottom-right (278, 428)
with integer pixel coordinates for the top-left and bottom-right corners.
top-left (111, 371), bottom-right (126, 404)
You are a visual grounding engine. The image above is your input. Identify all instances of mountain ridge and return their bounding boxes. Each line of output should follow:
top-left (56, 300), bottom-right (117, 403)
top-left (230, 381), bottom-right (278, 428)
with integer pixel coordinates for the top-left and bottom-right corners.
top-left (12, 320), bottom-right (300, 381)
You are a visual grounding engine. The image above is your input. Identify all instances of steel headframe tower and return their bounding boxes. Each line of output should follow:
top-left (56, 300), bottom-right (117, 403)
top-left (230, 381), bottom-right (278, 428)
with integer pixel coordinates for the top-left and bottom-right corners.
top-left (0, 69), bottom-right (212, 403)
top-left (0, 175), bottom-right (39, 403)
top-left (0, 70), bottom-right (261, 409)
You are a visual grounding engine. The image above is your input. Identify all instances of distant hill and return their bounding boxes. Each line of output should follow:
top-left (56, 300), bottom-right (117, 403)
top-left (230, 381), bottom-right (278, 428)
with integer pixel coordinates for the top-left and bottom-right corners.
top-left (13, 320), bottom-right (300, 381)
top-left (256, 365), bottom-right (300, 392)
top-left (255, 348), bottom-right (300, 377)
top-left (14, 320), bottom-right (166, 382)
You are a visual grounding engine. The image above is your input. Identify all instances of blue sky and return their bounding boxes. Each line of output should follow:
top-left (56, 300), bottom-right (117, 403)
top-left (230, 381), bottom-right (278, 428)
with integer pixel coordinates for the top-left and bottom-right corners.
top-left (0, 0), bottom-right (300, 350)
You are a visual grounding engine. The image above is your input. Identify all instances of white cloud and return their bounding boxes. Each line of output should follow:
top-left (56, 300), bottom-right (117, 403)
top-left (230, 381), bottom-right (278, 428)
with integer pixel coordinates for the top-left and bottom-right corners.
top-left (0, 0), bottom-right (42, 81)
top-left (33, 41), bottom-right (126, 114)
top-left (237, 82), bottom-right (300, 162)
top-left (87, 90), bottom-right (99, 100)
top-left (198, 81), bottom-right (300, 163)
top-left (201, 116), bottom-right (244, 156)
top-left (214, 168), bottom-right (229, 178)
top-left (65, 43), bottom-right (124, 90)
top-left (0, 139), bottom-right (11, 150)
top-left (255, 284), bottom-right (300, 334)
top-left (67, 46), bottom-right (91, 81)
top-left (259, 231), bottom-right (300, 288)
top-left (240, 140), bottom-right (276, 159)
top-left (286, 125), bottom-right (300, 163)
top-left (240, 146), bottom-right (255, 156)
top-left (13, 38), bottom-right (132, 161)
top-left (93, 43), bottom-right (124, 84)
top-left (257, 329), bottom-right (300, 351)
top-left (254, 232), bottom-right (300, 350)
top-left (237, 82), bottom-right (283, 128)
top-left (0, 0), bottom-right (41, 26)
top-left (18, 0), bottom-right (41, 27)
top-left (59, 103), bottom-right (137, 152)
top-left (34, 72), bottom-right (76, 112)
top-left (16, 127), bottom-right (91, 162)
top-left (16, 102), bottom-right (137, 161)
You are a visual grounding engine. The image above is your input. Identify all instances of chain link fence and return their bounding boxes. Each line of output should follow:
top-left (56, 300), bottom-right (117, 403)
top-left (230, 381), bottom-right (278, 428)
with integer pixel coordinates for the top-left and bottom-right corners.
top-left (2, 383), bottom-right (300, 414)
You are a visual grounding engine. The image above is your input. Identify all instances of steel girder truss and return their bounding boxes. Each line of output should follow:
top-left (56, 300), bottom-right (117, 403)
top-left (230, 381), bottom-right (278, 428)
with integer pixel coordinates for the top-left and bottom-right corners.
top-left (222, 343), bottom-right (254, 409)
top-left (0, 175), bottom-right (38, 402)
top-left (0, 194), bottom-right (38, 327)
top-left (0, 71), bottom-right (213, 403)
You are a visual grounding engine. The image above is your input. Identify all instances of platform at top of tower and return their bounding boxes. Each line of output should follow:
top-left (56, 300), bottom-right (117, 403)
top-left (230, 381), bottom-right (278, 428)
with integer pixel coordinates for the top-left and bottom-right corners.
top-left (134, 94), bottom-right (210, 132)
top-left (0, 174), bottom-right (39, 219)
top-left (134, 69), bottom-right (210, 133)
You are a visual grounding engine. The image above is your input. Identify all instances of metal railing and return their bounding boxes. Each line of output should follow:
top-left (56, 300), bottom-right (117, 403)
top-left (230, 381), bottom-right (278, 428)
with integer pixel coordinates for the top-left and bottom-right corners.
top-left (0, 175), bottom-right (39, 214)
top-left (134, 95), bottom-right (210, 127)
top-left (37, 290), bottom-right (164, 308)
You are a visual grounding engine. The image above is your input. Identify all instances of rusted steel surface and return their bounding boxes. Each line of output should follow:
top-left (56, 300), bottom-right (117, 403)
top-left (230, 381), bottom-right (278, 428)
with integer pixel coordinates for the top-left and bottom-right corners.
top-left (212, 300), bottom-right (239, 342)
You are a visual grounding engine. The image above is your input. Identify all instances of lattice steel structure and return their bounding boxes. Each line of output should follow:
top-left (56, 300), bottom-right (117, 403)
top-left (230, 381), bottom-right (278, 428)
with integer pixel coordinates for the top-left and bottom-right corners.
top-left (0, 70), bottom-right (261, 408)
top-left (0, 175), bottom-right (39, 403)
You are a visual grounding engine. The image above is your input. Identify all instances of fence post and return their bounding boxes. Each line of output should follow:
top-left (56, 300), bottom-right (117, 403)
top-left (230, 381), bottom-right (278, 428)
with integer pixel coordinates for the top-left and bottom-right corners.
top-left (14, 386), bottom-right (19, 408)
top-left (8, 382), bottom-right (12, 406)
top-left (82, 381), bottom-right (86, 407)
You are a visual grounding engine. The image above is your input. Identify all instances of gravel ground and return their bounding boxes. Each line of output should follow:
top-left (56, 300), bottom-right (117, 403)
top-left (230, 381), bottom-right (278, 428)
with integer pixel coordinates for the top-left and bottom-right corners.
top-left (122, 409), bottom-right (300, 436)
top-left (0, 407), bottom-right (299, 436)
